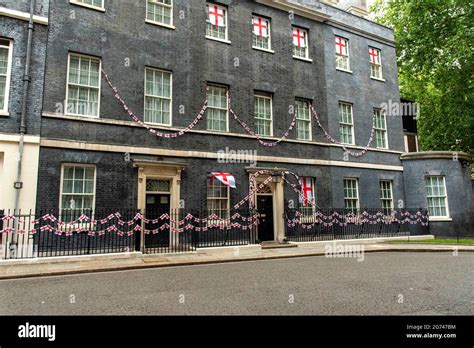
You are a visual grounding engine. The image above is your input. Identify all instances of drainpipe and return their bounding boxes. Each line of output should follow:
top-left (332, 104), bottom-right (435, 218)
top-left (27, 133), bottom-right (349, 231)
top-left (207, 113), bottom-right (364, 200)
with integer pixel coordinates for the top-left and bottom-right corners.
top-left (11, 0), bottom-right (36, 257)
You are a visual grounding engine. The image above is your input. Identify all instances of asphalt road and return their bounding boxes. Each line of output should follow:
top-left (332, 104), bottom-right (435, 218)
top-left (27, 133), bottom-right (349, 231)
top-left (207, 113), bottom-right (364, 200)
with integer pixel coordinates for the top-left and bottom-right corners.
top-left (0, 252), bottom-right (473, 315)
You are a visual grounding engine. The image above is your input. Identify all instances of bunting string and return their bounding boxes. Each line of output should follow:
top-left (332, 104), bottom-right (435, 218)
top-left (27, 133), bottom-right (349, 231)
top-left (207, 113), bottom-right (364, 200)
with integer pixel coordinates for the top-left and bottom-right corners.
top-left (227, 91), bottom-right (297, 147)
top-left (102, 70), bottom-right (208, 138)
top-left (286, 209), bottom-right (429, 228)
top-left (102, 70), bottom-right (377, 156)
top-left (309, 104), bottom-right (376, 157)
top-left (0, 211), bottom-right (261, 236)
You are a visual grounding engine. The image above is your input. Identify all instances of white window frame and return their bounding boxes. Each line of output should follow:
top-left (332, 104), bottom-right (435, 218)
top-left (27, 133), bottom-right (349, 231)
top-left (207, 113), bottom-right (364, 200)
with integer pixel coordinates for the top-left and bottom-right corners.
top-left (335, 36), bottom-right (351, 72)
top-left (343, 178), bottom-right (360, 212)
top-left (144, 67), bottom-right (172, 126)
top-left (254, 93), bottom-right (273, 137)
top-left (292, 27), bottom-right (310, 61)
top-left (0, 39), bottom-right (13, 116)
top-left (207, 175), bottom-right (230, 221)
top-left (205, 2), bottom-right (230, 44)
top-left (295, 99), bottom-right (312, 141)
top-left (369, 47), bottom-right (384, 80)
top-left (252, 15), bottom-right (272, 52)
top-left (69, 0), bottom-right (105, 12)
top-left (339, 102), bottom-right (355, 145)
top-left (379, 180), bottom-right (394, 214)
top-left (425, 176), bottom-right (450, 219)
top-left (206, 84), bottom-right (229, 132)
top-left (59, 164), bottom-right (97, 220)
top-left (374, 108), bottom-right (388, 149)
top-left (145, 0), bottom-right (175, 29)
top-left (65, 53), bottom-right (102, 118)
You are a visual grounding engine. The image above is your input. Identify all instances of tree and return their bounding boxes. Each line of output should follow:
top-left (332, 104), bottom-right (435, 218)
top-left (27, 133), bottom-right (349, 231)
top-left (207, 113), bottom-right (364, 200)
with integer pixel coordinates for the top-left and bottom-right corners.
top-left (371, 0), bottom-right (474, 155)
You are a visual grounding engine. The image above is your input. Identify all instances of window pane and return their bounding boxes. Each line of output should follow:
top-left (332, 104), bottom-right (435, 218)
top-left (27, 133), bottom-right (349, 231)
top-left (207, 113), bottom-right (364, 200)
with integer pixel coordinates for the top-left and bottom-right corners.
top-left (424, 176), bottom-right (448, 216)
top-left (68, 56), bottom-right (79, 84)
top-left (147, 0), bottom-right (172, 25)
top-left (206, 4), bottom-right (227, 40)
top-left (63, 166), bottom-right (74, 179)
top-left (0, 76), bottom-right (5, 110)
top-left (207, 176), bottom-right (229, 218)
top-left (67, 55), bottom-right (101, 116)
top-left (63, 179), bottom-right (74, 194)
top-left (61, 166), bottom-right (96, 214)
top-left (207, 85), bottom-right (227, 131)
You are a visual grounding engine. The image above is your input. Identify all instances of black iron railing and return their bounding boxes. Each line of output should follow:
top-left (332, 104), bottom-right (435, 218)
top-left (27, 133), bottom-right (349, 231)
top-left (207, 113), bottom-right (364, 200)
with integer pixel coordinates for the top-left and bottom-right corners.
top-left (0, 207), bottom-right (429, 259)
top-left (284, 208), bottom-right (429, 242)
top-left (0, 208), bottom-right (259, 259)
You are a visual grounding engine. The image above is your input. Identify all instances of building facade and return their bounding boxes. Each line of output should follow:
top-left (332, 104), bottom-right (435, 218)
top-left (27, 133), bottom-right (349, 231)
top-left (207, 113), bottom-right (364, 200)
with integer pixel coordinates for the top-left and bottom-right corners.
top-left (0, 0), bottom-right (48, 210)
top-left (1, 0), bottom-right (472, 253)
top-left (0, 1), bottom-right (49, 257)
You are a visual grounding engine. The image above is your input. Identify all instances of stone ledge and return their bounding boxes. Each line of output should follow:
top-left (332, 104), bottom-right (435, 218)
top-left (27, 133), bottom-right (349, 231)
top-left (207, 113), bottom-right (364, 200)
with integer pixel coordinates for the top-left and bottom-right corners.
top-left (400, 151), bottom-right (471, 161)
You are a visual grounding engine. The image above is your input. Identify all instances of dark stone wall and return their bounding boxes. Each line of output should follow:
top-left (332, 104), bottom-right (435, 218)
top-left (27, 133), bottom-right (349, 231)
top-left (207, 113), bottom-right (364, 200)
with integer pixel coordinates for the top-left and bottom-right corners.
top-left (40, 0), bottom-right (402, 163)
top-left (0, 0), bottom-right (49, 17)
top-left (330, 166), bottom-right (405, 209)
top-left (0, 14), bottom-right (48, 136)
top-left (36, 0), bottom-right (408, 215)
top-left (402, 158), bottom-right (473, 237)
top-left (37, 145), bottom-right (410, 213)
top-left (36, 147), bottom-right (138, 211)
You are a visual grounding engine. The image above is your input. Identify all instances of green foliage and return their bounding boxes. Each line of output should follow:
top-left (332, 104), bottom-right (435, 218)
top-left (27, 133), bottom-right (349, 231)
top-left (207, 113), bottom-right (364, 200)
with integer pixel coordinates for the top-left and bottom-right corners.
top-left (371, 0), bottom-right (474, 155)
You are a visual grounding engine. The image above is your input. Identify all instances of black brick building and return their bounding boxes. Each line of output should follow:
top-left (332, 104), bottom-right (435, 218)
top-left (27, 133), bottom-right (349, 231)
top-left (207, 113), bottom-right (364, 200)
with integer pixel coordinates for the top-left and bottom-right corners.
top-left (1, 0), bottom-right (472, 248)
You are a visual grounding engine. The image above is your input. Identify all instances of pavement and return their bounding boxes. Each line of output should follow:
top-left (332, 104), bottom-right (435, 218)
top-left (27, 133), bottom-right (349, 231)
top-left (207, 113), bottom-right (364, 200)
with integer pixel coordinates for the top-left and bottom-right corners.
top-left (1, 252), bottom-right (473, 315)
top-left (1, 235), bottom-right (473, 280)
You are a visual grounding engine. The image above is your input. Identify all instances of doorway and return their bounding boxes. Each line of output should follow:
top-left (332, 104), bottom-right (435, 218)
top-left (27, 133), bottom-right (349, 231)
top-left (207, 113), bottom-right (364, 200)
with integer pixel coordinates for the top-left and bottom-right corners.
top-left (145, 179), bottom-right (171, 248)
top-left (256, 195), bottom-right (274, 242)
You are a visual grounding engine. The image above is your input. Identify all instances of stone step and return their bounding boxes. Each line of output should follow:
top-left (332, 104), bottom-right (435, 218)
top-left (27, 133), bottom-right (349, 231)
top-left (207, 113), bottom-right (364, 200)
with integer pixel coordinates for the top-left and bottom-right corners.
top-left (261, 241), bottom-right (298, 249)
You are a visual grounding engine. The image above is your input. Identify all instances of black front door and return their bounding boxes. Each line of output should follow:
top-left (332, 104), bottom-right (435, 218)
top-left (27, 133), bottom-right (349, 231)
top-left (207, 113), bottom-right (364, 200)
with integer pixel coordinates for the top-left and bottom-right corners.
top-left (257, 195), bottom-right (274, 242)
top-left (145, 194), bottom-right (171, 248)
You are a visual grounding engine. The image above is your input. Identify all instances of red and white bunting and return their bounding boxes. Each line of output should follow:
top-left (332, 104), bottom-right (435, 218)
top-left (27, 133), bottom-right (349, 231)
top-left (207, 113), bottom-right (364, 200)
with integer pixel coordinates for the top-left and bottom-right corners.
top-left (103, 69), bottom-right (372, 158)
top-left (309, 103), bottom-right (375, 157)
